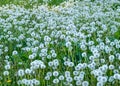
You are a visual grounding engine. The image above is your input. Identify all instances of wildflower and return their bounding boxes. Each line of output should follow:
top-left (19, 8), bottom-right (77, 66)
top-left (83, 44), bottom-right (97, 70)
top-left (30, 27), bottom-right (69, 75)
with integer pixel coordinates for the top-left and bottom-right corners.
top-left (59, 75), bottom-right (64, 80)
top-left (113, 74), bottom-right (120, 80)
top-left (97, 82), bottom-right (104, 86)
top-left (3, 71), bottom-right (9, 76)
top-left (100, 59), bottom-right (105, 64)
top-left (17, 69), bottom-right (24, 77)
top-left (82, 81), bottom-right (89, 86)
top-left (109, 55), bottom-right (115, 62)
top-left (65, 71), bottom-right (71, 77)
top-left (45, 76), bottom-right (50, 80)
top-left (29, 54), bottom-right (35, 60)
top-left (65, 41), bottom-right (71, 47)
top-left (48, 61), bottom-right (53, 67)
top-left (68, 62), bottom-right (74, 67)
top-left (113, 69), bottom-right (119, 74)
top-left (76, 81), bottom-right (81, 85)
top-left (53, 78), bottom-right (59, 84)
top-left (66, 77), bottom-right (73, 82)
top-left (109, 65), bottom-right (115, 70)
top-left (51, 53), bottom-right (57, 58)
top-left (108, 76), bottom-right (114, 82)
top-left (82, 52), bottom-right (87, 57)
top-left (33, 79), bottom-right (40, 85)
top-left (47, 55), bottom-right (52, 59)
top-left (17, 80), bottom-right (22, 85)
top-left (80, 44), bottom-right (87, 51)
top-left (53, 71), bottom-right (59, 77)
top-left (53, 59), bottom-right (59, 66)
top-left (4, 65), bottom-right (10, 70)
top-left (12, 50), bottom-right (18, 55)
top-left (46, 72), bottom-right (52, 77)
top-left (25, 69), bottom-right (32, 74)
top-left (73, 71), bottom-right (79, 76)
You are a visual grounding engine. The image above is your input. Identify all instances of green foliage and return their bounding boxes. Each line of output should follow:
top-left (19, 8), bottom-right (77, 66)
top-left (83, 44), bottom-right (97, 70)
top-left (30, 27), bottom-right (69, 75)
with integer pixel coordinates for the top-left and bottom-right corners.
top-left (48, 0), bottom-right (65, 6)
top-left (111, 2), bottom-right (120, 10)
top-left (0, 0), bottom-right (66, 7)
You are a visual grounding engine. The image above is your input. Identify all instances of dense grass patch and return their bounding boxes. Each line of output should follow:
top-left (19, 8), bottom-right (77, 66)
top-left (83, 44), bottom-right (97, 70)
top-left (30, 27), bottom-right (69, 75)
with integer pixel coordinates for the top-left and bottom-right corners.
top-left (0, 0), bottom-right (66, 7)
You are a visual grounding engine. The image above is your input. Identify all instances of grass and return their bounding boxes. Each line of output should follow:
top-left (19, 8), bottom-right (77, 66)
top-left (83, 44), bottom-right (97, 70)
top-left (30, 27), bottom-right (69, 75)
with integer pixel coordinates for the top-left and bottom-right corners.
top-left (0, 0), bottom-right (66, 8)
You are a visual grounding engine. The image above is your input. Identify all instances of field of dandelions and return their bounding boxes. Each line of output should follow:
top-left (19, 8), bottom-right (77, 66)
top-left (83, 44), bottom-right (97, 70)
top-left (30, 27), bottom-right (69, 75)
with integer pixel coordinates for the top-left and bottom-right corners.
top-left (0, 0), bottom-right (120, 86)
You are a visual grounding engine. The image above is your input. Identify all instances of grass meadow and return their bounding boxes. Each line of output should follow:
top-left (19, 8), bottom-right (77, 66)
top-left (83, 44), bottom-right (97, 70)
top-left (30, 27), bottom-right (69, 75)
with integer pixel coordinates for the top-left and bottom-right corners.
top-left (0, 0), bottom-right (120, 86)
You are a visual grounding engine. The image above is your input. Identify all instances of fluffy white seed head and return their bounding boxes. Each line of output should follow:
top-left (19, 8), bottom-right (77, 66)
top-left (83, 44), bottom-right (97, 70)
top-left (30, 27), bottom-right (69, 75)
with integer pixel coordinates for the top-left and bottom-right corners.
top-left (3, 71), bottom-right (9, 76)
top-left (53, 71), bottom-right (59, 77)
top-left (53, 78), bottom-right (59, 84)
